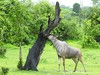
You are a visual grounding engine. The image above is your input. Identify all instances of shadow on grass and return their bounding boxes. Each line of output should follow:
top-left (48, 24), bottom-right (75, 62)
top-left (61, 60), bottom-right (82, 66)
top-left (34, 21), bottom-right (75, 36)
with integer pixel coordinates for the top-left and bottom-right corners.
top-left (38, 70), bottom-right (88, 75)
top-left (6, 68), bottom-right (98, 75)
top-left (0, 55), bottom-right (7, 59)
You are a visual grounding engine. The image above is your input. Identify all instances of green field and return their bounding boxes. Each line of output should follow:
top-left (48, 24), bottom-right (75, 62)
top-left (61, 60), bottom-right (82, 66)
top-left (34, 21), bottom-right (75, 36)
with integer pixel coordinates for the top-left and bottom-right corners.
top-left (0, 40), bottom-right (100, 75)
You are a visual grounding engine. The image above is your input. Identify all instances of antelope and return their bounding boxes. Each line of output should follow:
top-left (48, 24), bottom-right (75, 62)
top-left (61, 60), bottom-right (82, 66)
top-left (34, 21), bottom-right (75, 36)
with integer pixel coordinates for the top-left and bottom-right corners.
top-left (47, 34), bottom-right (86, 72)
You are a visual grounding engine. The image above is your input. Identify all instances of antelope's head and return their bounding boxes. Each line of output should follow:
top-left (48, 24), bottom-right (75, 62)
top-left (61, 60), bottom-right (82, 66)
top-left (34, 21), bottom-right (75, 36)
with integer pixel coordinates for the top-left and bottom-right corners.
top-left (48, 34), bottom-right (57, 41)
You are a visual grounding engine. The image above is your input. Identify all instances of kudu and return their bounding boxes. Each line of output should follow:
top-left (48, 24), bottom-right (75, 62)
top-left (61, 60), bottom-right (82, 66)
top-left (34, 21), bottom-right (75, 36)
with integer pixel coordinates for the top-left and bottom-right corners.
top-left (47, 35), bottom-right (86, 72)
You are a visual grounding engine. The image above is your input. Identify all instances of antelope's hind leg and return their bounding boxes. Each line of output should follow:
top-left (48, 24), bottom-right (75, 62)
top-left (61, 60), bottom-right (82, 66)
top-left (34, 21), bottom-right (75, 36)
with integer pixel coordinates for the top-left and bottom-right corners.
top-left (79, 57), bottom-right (86, 72)
top-left (72, 58), bottom-right (79, 72)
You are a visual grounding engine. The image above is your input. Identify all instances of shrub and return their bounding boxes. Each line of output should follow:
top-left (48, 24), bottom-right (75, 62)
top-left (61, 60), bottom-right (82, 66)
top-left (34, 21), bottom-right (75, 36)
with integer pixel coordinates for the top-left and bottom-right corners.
top-left (0, 48), bottom-right (6, 56)
top-left (81, 7), bottom-right (100, 48)
top-left (1, 67), bottom-right (9, 75)
top-left (82, 35), bottom-right (100, 48)
top-left (0, 40), bottom-right (6, 56)
top-left (17, 59), bottom-right (23, 70)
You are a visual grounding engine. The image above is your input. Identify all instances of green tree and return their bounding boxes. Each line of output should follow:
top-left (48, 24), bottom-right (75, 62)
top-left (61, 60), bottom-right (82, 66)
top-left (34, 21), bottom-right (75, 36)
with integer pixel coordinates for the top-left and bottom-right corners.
top-left (91, 0), bottom-right (100, 5)
top-left (73, 3), bottom-right (80, 14)
top-left (0, 0), bottom-right (8, 41)
top-left (0, 0), bottom-right (34, 45)
top-left (7, 0), bottom-right (30, 45)
top-left (72, 3), bottom-right (82, 26)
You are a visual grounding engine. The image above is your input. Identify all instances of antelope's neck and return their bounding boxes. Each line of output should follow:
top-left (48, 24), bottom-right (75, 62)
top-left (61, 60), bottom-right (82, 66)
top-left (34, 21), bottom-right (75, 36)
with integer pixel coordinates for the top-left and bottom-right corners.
top-left (51, 39), bottom-right (58, 44)
top-left (52, 39), bottom-right (60, 48)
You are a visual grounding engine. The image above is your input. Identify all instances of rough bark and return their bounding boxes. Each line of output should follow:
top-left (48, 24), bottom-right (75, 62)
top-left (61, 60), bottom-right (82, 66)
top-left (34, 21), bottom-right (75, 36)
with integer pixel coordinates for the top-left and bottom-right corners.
top-left (23, 2), bottom-right (61, 71)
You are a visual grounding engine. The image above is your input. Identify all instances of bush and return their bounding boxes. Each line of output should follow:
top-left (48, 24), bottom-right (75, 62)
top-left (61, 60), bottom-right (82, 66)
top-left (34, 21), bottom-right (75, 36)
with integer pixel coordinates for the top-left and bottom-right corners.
top-left (82, 35), bottom-right (100, 48)
top-left (1, 67), bottom-right (9, 75)
top-left (0, 40), bottom-right (6, 56)
top-left (17, 59), bottom-right (23, 70)
top-left (0, 48), bottom-right (6, 56)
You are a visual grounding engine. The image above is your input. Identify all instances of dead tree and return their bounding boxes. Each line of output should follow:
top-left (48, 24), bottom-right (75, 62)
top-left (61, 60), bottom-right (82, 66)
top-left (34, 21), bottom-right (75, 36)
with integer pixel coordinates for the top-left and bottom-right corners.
top-left (22, 2), bottom-right (61, 71)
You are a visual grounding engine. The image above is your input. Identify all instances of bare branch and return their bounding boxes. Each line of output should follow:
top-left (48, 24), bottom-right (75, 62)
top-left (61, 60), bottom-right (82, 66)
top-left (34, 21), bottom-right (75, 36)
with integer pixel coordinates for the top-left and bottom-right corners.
top-left (44, 1), bottom-right (61, 35)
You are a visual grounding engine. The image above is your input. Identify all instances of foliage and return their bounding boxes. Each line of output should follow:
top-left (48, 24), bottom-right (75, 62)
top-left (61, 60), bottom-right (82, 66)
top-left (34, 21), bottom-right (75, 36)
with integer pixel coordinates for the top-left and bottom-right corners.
top-left (0, 0), bottom-right (54, 45)
top-left (82, 35), bottom-right (99, 48)
top-left (80, 7), bottom-right (91, 19)
top-left (30, 0), bottom-right (54, 34)
top-left (52, 7), bottom-right (80, 40)
top-left (0, 47), bottom-right (6, 56)
top-left (91, 0), bottom-right (100, 6)
top-left (0, 0), bottom-right (30, 45)
top-left (0, 40), bottom-right (6, 56)
top-left (1, 67), bottom-right (9, 75)
top-left (17, 59), bottom-right (23, 70)
top-left (0, 0), bottom-right (99, 48)
top-left (0, 0), bottom-right (82, 45)
top-left (82, 7), bottom-right (100, 48)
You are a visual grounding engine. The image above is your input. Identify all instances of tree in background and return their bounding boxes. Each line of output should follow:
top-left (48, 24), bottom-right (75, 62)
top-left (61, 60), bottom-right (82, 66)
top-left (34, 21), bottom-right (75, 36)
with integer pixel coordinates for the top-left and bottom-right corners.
top-left (91, 0), bottom-right (100, 6)
top-left (73, 3), bottom-right (81, 15)
top-left (72, 3), bottom-right (82, 26)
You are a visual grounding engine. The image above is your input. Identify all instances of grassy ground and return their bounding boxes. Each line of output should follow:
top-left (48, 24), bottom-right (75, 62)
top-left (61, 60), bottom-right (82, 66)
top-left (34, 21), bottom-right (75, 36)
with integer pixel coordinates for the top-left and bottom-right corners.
top-left (0, 40), bottom-right (100, 75)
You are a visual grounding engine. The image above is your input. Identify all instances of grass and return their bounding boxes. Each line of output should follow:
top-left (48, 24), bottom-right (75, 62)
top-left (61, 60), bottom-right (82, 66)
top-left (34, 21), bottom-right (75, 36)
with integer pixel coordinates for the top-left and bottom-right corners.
top-left (0, 40), bottom-right (100, 75)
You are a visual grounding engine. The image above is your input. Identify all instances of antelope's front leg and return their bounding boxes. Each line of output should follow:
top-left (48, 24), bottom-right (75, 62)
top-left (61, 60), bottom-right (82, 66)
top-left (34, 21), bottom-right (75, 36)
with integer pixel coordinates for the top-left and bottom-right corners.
top-left (58, 57), bottom-right (61, 72)
top-left (63, 57), bottom-right (67, 72)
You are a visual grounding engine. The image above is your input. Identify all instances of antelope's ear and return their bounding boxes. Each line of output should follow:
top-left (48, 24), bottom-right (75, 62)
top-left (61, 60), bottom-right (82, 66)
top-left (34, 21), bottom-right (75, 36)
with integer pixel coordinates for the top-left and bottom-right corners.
top-left (45, 34), bottom-right (48, 37)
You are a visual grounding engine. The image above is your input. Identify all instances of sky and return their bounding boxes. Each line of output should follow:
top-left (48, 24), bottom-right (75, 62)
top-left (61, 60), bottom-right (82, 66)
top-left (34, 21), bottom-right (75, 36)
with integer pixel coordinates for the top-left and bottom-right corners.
top-left (32, 0), bottom-right (93, 7)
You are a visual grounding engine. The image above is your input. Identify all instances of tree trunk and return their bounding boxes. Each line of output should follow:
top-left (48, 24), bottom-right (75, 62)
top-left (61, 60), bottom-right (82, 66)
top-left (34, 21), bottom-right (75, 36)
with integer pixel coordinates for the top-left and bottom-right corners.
top-left (23, 2), bottom-right (61, 71)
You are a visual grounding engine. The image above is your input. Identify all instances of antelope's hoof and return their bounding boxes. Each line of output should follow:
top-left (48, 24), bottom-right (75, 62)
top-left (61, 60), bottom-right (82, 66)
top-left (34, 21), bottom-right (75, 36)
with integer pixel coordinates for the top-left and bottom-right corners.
top-left (64, 70), bottom-right (67, 72)
top-left (73, 70), bottom-right (76, 72)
